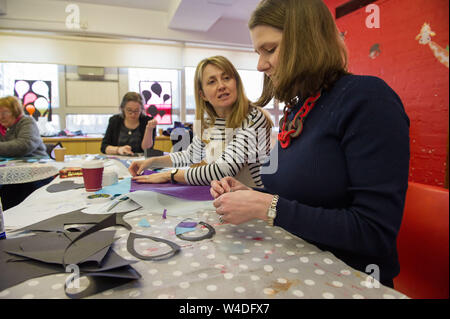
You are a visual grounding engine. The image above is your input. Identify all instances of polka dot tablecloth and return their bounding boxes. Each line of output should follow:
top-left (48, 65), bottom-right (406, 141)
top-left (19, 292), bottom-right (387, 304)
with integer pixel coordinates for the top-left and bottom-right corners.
top-left (0, 210), bottom-right (409, 299)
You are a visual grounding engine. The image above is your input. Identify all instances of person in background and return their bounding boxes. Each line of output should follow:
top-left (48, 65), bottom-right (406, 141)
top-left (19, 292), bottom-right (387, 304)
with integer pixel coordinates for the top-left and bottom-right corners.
top-left (0, 96), bottom-right (47, 158)
top-left (0, 96), bottom-right (52, 210)
top-left (128, 55), bottom-right (273, 187)
top-left (210, 0), bottom-right (410, 288)
top-left (101, 92), bottom-right (157, 156)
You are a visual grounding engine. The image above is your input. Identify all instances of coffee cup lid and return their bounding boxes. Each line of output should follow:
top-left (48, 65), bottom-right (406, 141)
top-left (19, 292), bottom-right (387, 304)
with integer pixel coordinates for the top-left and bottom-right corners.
top-left (81, 160), bottom-right (104, 169)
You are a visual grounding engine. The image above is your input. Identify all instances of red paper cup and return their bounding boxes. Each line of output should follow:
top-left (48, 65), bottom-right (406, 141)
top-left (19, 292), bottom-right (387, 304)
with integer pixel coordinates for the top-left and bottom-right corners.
top-left (81, 160), bottom-right (104, 192)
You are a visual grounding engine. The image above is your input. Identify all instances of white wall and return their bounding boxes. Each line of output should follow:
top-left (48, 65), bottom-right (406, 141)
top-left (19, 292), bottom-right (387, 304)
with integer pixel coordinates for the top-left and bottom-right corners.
top-left (0, 32), bottom-right (258, 70)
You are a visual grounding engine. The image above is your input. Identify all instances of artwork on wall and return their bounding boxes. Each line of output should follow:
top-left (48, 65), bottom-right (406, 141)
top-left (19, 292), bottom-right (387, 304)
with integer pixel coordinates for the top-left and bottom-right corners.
top-left (369, 43), bottom-right (381, 59)
top-left (14, 80), bottom-right (52, 121)
top-left (139, 81), bottom-right (172, 125)
top-left (416, 23), bottom-right (449, 68)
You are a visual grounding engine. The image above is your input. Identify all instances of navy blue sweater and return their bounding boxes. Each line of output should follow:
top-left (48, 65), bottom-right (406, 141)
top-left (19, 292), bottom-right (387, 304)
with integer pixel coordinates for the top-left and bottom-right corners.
top-left (261, 75), bottom-right (410, 285)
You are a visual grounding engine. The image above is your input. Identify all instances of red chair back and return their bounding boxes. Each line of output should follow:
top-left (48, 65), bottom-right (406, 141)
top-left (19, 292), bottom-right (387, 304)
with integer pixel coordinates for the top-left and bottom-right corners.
top-left (394, 182), bottom-right (449, 299)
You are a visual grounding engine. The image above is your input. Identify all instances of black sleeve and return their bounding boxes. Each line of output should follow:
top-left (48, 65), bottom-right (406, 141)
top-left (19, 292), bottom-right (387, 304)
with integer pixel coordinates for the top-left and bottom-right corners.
top-left (101, 115), bottom-right (118, 153)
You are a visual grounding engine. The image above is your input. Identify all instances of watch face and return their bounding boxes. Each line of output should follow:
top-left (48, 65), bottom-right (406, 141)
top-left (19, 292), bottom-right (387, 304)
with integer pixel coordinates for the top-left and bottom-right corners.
top-left (268, 208), bottom-right (276, 218)
top-left (171, 169), bottom-right (177, 174)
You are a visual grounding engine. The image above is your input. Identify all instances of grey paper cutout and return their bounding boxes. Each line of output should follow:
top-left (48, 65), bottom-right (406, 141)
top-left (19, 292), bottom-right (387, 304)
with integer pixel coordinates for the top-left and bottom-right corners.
top-left (14, 208), bottom-right (134, 233)
top-left (80, 248), bottom-right (137, 273)
top-left (46, 180), bottom-right (84, 193)
top-left (175, 221), bottom-right (216, 242)
top-left (5, 230), bottom-right (116, 265)
top-left (127, 232), bottom-right (181, 261)
top-left (0, 236), bottom-right (63, 291)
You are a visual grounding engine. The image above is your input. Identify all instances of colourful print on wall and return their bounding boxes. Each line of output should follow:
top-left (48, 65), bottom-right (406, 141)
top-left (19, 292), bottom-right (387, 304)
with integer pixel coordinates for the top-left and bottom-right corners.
top-left (139, 81), bottom-right (172, 125)
top-left (14, 80), bottom-right (52, 121)
top-left (416, 23), bottom-right (449, 68)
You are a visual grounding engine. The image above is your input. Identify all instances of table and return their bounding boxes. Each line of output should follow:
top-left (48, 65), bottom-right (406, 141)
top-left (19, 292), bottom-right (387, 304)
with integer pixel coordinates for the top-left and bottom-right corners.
top-left (0, 159), bottom-right (409, 300)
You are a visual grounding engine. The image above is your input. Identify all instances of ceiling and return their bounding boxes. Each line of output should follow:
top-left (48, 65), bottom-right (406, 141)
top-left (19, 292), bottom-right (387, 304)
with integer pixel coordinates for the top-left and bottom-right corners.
top-left (52, 0), bottom-right (261, 32)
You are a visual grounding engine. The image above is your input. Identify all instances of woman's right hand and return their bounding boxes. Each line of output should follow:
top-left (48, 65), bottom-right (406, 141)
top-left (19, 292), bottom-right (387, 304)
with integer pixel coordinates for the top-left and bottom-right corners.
top-left (128, 158), bottom-right (153, 176)
top-left (210, 177), bottom-right (250, 199)
top-left (118, 145), bottom-right (134, 156)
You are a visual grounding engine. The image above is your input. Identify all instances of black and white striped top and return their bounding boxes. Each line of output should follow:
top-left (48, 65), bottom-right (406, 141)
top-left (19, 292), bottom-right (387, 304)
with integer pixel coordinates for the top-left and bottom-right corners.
top-left (169, 107), bottom-right (271, 187)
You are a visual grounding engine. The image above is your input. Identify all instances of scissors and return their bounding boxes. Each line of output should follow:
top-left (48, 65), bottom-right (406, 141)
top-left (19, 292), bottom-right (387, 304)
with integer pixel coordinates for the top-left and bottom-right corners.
top-left (106, 195), bottom-right (129, 212)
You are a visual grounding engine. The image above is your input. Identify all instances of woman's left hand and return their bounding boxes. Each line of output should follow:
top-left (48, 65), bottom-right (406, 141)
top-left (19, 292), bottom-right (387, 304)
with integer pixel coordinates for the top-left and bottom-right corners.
top-left (213, 190), bottom-right (274, 225)
top-left (131, 171), bottom-right (170, 184)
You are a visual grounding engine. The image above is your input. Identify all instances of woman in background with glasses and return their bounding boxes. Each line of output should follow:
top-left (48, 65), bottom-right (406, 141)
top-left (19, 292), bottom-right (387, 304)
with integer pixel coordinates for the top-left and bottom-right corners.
top-left (101, 91), bottom-right (157, 156)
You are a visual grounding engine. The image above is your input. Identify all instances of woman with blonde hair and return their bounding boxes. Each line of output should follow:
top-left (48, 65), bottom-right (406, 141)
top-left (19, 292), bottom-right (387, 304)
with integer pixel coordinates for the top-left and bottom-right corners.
top-left (0, 96), bottom-right (47, 158)
top-left (211, 0), bottom-right (410, 288)
top-left (129, 55), bottom-right (272, 187)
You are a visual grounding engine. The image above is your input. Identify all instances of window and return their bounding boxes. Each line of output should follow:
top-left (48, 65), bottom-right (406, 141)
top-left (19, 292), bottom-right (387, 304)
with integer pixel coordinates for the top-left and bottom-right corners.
top-left (0, 62), bottom-right (60, 135)
top-left (0, 63), bottom-right (59, 108)
top-left (66, 114), bottom-right (111, 135)
top-left (184, 67), bottom-right (196, 123)
top-left (128, 68), bottom-right (181, 131)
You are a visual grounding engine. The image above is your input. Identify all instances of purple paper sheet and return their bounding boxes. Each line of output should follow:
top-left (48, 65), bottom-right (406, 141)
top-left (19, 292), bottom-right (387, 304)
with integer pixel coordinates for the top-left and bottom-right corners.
top-left (130, 170), bottom-right (213, 201)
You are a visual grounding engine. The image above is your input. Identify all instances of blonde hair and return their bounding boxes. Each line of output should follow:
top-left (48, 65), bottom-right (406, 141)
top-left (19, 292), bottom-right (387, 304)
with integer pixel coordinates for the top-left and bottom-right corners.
top-left (248, 0), bottom-right (349, 105)
top-left (0, 96), bottom-right (24, 118)
top-left (194, 56), bottom-right (250, 135)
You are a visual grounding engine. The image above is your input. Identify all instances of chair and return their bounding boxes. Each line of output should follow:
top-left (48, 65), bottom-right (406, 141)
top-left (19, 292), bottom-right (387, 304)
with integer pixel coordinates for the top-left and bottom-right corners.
top-left (44, 142), bottom-right (62, 159)
top-left (394, 182), bottom-right (449, 299)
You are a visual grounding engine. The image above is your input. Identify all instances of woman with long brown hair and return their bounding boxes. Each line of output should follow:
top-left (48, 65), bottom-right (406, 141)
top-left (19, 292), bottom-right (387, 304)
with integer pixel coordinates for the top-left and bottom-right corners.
top-left (211, 0), bottom-right (410, 288)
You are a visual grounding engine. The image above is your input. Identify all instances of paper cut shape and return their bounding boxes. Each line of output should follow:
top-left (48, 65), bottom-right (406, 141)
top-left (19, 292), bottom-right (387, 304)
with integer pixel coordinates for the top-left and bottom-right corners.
top-left (139, 81), bottom-right (172, 124)
top-left (5, 230), bottom-right (116, 265)
top-left (1, 211), bottom-right (142, 298)
top-left (96, 178), bottom-right (131, 196)
top-left (13, 208), bottom-right (133, 233)
top-left (131, 170), bottom-right (213, 201)
top-left (137, 218), bottom-right (151, 228)
top-left (178, 221), bottom-right (197, 228)
top-left (46, 180), bottom-right (85, 193)
top-left (0, 236), bottom-right (62, 292)
top-left (14, 79), bottom-right (52, 121)
top-left (175, 227), bottom-right (197, 235)
top-left (127, 233), bottom-right (180, 261)
top-left (175, 221), bottom-right (215, 241)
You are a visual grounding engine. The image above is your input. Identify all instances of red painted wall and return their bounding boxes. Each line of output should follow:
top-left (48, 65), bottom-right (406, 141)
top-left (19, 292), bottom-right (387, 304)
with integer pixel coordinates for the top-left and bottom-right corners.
top-left (324, 0), bottom-right (449, 187)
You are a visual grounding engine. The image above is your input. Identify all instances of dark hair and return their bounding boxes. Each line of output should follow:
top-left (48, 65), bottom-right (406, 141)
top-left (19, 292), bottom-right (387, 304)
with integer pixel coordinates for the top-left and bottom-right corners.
top-left (119, 92), bottom-right (144, 116)
top-left (248, 0), bottom-right (349, 104)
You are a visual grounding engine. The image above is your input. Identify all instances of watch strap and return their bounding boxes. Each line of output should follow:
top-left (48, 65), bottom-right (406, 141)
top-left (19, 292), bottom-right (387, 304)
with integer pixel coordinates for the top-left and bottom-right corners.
top-left (170, 169), bottom-right (179, 184)
top-left (267, 195), bottom-right (279, 226)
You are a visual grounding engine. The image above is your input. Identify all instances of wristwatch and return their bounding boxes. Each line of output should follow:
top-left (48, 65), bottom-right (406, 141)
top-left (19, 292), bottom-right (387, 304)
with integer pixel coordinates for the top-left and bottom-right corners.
top-left (267, 195), bottom-right (279, 226)
top-left (170, 169), bottom-right (179, 184)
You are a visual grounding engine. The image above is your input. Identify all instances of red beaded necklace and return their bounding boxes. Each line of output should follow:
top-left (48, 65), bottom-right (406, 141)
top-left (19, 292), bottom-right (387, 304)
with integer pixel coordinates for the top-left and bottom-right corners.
top-left (277, 92), bottom-right (321, 149)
